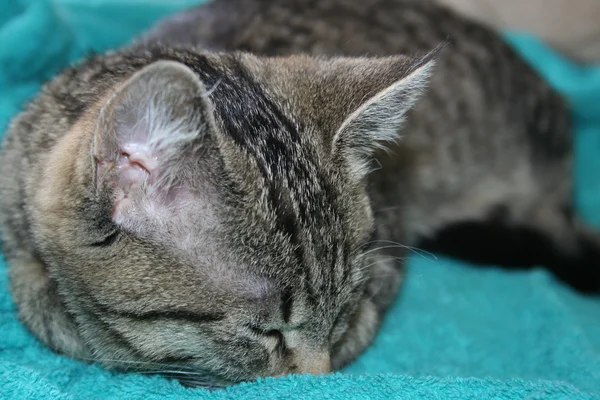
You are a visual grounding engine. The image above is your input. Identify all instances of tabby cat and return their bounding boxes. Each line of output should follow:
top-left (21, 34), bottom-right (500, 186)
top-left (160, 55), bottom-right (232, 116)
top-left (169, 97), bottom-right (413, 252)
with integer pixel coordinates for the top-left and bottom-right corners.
top-left (0, 0), bottom-right (597, 388)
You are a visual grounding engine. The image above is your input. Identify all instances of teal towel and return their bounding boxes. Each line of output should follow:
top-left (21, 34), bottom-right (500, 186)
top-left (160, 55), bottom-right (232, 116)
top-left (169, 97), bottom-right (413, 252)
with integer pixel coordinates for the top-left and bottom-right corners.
top-left (1, 1), bottom-right (599, 399)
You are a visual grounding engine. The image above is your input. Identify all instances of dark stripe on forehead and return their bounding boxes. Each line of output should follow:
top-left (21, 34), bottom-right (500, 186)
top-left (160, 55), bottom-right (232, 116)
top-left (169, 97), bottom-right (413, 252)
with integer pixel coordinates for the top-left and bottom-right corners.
top-left (270, 181), bottom-right (301, 242)
top-left (208, 56), bottom-right (303, 175)
top-left (220, 57), bottom-right (300, 141)
top-left (167, 51), bottom-right (346, 292)
top-left (191, 55), bottom-right (312, 223)
top-left (200, 56), bottom-right (339, 240)
top-left (280, 286), bottom-right (294, 324)
top-left (179, 53), bottom-right (340, 223)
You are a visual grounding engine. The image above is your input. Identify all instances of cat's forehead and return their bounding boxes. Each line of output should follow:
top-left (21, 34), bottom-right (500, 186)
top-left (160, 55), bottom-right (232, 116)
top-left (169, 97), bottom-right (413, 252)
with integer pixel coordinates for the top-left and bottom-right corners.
top-left (80, 51), bottom-right (367, 306)
top-left (191, 56), bottom-right (347, 236)
top-left (186, 55), bottom-right (363, 299)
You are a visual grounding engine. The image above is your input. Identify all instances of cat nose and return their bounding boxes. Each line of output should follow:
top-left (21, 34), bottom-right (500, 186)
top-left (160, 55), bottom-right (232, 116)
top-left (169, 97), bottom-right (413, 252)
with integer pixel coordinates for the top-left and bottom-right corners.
top-left (291, 349), bottom-right (331, 375)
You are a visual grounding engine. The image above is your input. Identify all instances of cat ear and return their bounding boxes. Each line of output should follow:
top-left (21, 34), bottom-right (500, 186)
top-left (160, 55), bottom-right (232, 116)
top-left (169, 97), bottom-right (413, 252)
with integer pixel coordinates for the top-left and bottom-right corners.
top-left (332, 54), bottom-right (436, 179)
top-left (92, 60), bottom-right (215, 221)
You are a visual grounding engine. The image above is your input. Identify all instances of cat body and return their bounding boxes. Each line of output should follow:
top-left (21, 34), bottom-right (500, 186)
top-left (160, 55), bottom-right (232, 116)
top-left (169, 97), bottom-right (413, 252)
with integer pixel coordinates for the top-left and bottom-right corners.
top-left (145, 0), bottom-right (599, 289)
top-left (0, 0), bottom-right (597, 387)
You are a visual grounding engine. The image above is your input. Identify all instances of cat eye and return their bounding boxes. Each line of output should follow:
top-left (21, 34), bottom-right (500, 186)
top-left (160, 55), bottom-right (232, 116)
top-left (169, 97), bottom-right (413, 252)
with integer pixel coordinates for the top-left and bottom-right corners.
top-left (264, 329), bottom-right (284, 342)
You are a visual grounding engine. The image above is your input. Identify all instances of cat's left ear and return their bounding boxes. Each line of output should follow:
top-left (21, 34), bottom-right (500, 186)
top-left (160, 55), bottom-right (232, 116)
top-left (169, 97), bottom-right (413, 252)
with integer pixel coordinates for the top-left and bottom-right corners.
top-left (91, 60), bottom-right (218, 225)
top-left (332, 54), bottom-right (436, 179)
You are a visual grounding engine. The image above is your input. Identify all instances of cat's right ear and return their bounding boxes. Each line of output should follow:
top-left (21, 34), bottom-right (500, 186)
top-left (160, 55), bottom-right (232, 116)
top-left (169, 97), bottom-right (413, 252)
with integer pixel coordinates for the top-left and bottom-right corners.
top-left (92, 60), bottom-right (216, 222)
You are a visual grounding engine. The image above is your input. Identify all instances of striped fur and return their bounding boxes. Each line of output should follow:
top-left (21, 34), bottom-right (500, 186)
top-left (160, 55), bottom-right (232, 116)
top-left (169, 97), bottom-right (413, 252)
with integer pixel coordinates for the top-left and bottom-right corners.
top-left (0, 45), bottom-right (432, 384)
top-left (2, 0), bottom-right (599, 389)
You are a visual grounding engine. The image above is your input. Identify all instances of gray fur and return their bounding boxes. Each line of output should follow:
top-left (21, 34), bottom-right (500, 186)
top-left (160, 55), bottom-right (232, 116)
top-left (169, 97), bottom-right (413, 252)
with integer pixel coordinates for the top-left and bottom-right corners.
top-left (1, 0), bottom-right (598, 388)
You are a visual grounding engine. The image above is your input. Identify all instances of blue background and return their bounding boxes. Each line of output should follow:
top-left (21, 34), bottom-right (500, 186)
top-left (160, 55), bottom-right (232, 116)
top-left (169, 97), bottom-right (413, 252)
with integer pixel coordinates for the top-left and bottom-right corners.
top-left (1, 1), bottom-right (599, 398)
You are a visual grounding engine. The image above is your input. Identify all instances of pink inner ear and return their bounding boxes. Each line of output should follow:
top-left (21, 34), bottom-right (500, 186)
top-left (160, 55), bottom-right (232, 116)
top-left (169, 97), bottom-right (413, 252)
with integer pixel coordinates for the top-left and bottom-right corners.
top-left (110, 142), bottom-right (157, 220)
top-left (115, 143), bottom-right (155, 188)
top-left (122, 143), bottom-right (159, 171)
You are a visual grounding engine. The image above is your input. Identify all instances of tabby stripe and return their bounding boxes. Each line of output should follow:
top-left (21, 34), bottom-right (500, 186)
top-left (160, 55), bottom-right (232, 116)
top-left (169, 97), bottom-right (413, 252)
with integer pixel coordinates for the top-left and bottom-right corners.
top-left (299, 261), bottom-right (318, 307)
top-left (89, 306), bottom-right (149, 360)
top-left (102, 321), bottom-right (195, 365)
top-left (329, 242), bottom-right (338, 273)
top-left (114, 309), bottom-right (226, 324)
top-left (280, 287), bottom-right (294, 324)
top-left (341, 243), bottom-right (351, 285)
top-left (90, 306), bottom-right (199, 364)
top-left (90, 296), bottom-right (225, 324)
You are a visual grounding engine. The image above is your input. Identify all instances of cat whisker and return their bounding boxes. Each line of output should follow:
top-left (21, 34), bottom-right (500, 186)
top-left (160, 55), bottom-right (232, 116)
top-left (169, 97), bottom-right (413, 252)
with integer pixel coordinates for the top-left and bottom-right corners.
top-left (362, 240), bottom-right (438, 262)
top-left (402, 245), bottom-right (438, 261)
top-left (358, 256), bottom-right (405, 272)
top-left (365, 239), bottom-right (407, 246)
top-left (79, 356), bottom-right (197, 372)
top-left (78, 356), bottom-right (157, 366)
top-left (354, 255), bottom-right (407, 284)
top-left (134, 369), bottom-right (209, 376)
top-left (85, 359), bottom-right (228, 388)
top-left (361, 244), bottom-right (407, 256)
top-left (206, 77), bottom-right (223, 97)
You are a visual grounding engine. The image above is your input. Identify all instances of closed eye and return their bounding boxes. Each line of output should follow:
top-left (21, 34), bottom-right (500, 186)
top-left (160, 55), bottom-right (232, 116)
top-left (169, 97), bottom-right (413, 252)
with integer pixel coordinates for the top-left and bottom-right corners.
top-left (247, 325), bottom-right (285, 353)
top-left (247, 325), bottom-right (284, 341)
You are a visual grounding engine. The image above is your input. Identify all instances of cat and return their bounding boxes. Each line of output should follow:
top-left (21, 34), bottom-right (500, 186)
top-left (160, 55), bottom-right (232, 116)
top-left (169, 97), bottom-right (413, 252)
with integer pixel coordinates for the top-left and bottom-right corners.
top-left (143, 0), bottom-right (600, 291)
top-left (0, 0), bottom-right (597, 389)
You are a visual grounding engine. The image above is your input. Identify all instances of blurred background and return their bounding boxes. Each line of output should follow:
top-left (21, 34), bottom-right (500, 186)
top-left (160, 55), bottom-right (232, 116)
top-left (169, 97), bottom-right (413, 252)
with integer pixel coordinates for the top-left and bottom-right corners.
top-left (438, 0), bottom-right (600, 64)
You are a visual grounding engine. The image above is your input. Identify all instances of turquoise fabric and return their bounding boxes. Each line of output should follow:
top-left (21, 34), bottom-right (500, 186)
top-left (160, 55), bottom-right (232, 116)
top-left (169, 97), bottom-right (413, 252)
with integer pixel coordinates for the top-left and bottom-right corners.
top-left (1, 1), bottom-right (599, 399)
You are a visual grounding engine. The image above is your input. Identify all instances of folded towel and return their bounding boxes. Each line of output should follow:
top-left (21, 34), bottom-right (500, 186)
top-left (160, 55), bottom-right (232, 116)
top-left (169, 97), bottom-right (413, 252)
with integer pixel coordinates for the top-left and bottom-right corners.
top-left (1, 1), bottom-right (599, 399)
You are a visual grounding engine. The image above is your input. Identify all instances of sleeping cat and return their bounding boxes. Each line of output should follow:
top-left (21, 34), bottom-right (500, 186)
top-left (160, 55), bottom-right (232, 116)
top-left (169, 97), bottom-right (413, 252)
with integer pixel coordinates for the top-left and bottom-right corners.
top-left (0, 0), bottom-right (598, 389)
top-left (143, 0), bottom-right (600, 292)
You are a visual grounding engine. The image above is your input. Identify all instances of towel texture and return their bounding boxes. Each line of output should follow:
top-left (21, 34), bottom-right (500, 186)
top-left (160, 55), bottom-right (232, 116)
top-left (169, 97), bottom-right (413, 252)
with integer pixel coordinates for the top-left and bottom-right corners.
top-left (1, 1), bottom-right (599, 399)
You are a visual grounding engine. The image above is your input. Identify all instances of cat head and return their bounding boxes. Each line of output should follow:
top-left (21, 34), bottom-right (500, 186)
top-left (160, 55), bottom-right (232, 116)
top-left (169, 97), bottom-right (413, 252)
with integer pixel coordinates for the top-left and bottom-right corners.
top-left (31, 47), bottom-right (434, 386)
